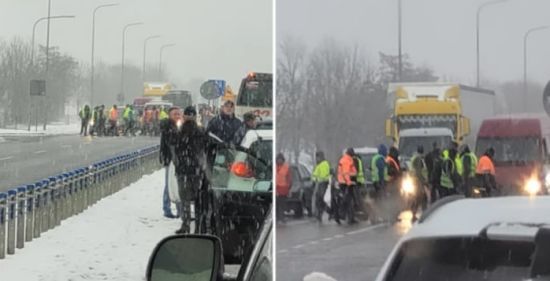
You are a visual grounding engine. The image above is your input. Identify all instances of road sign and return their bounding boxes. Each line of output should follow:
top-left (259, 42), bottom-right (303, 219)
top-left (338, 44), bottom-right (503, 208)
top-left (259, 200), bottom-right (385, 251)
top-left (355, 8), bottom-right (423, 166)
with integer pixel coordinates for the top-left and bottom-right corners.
top-left (29, 80), bottom-right (46, 96)
top-left (544, 80), bottom-right (550, 117)
top-left (200, 80), bottom-right (226, 100)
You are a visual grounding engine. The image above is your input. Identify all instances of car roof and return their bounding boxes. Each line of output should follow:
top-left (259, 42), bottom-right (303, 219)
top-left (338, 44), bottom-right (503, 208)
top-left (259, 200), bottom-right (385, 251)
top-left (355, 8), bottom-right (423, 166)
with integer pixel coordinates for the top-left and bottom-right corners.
top-left (404, 196), bottom-right (550, 241)
top-left (240, 129), bottom-right (272, 149)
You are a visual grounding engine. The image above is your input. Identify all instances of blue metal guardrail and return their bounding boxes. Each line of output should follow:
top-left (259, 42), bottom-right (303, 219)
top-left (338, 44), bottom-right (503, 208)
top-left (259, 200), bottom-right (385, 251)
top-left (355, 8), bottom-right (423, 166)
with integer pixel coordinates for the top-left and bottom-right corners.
top-left (0, 145), bottom-right (160, 258)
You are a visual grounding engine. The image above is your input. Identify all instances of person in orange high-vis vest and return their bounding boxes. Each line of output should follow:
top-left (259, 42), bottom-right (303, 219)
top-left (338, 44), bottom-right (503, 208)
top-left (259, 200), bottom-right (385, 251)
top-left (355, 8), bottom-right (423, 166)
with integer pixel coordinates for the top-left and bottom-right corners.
top-left (276, 153), bottom-right (292, 223)
top-left (476, 147), bottom-right (497, 195)
top-left (108, 105), bottom-right (118, 136)
top-left (338, 148), bottom-right (358, 225)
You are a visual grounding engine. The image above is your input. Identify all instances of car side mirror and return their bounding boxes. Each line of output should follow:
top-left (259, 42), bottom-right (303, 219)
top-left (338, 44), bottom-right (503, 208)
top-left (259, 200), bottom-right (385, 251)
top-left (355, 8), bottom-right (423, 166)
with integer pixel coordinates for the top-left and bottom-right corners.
top-left (146, 235), bottom-right (223, 281)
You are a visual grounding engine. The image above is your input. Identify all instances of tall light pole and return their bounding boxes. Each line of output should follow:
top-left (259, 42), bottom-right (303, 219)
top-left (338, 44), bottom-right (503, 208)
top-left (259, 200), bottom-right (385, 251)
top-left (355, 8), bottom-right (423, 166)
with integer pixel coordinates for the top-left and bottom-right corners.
top-left (31, 15), bottom-right (74, 65)
top-left (397, 0), bottom-right (403, 82)
top-left (158, 44), bottom-right (175, 80)
top-left (45, 0), bottom-right (52, 72)
top-left (523, 25), bottom-right (550, 111)
top-left (476, 0), bottom-right (508, 88)
top-left (143, 35), bottom-right (160, 82)
top-left (120, 22), bottom-right (143, 103)
top-left (91, 3), bottom-right (118, 106)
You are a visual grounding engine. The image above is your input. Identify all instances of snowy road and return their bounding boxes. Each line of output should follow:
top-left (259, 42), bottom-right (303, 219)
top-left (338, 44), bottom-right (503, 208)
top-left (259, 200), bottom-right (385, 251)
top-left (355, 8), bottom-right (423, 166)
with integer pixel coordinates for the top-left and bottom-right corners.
top-left (0, 169), bottom-right (181, 281)
top-left (276, 214), bottom-right (412, 281)
top-left (0, 135), bottom-right (159, 192)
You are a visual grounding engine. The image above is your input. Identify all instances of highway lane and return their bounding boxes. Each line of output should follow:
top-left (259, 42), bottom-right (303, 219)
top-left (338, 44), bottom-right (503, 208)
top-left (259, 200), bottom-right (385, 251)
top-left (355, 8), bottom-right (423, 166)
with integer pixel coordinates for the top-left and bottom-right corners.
top-left (0, 135), bottom-right (159, 192)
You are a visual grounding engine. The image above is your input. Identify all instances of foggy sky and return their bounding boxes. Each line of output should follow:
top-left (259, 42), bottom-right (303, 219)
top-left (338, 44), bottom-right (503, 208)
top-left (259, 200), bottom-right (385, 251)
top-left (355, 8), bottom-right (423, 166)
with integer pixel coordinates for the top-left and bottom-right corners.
top-left (0, 0), bottom-right (272, 92)
top-left (277, 0), bottom-right (550, 88)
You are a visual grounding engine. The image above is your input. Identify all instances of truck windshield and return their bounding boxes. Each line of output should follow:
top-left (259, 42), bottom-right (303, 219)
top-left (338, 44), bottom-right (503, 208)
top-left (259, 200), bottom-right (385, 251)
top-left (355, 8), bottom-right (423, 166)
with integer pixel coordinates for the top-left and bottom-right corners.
top-left (385, 237), bottom-right (536, 281)
top-left (476, 137), bottom-right (540, 164)
top-left (237, 78), bottom-right (273, 108)
top-left (399, 135), bottom-right (452, 157)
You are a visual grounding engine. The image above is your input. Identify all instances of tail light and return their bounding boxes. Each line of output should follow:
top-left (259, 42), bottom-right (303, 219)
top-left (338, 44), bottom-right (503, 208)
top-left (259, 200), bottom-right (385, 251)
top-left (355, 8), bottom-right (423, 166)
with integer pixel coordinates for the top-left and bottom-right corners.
top-left (230, 161), bottom-right (254, 178)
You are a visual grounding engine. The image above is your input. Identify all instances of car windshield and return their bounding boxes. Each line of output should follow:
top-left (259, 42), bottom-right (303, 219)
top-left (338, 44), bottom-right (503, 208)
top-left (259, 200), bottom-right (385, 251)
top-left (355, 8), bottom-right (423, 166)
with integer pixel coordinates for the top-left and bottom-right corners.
top-left (237, 78), bottom-right (273, 107)
top-left (386, 238), bottom-right (537, 281)
top-left (399, 135), bottom-right (452, 157)
top-left (476, 137), bottom-right (540, 164)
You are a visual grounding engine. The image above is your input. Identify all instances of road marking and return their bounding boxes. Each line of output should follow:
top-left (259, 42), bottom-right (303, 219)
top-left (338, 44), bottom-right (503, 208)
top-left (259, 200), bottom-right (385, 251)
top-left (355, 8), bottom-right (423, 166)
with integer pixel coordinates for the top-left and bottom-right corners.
top-left (34, 150), bottom-right (46, 154)
top-left (61, 144), bottom-right (72, 148)
top-left (308, 240), bottom-right (319, 245)
top-left (0, 156), bottom-right (13, 161)
top-left (322, 237), bottom-right (333, 241)
top-left (278, 249), bottom-right (289, 254)
top-left (334, 234), bottom-right (345, 239)
top-left (292, 244), bottom-right (305, 249)
top-left (346, 223), bottom-right (388, 235)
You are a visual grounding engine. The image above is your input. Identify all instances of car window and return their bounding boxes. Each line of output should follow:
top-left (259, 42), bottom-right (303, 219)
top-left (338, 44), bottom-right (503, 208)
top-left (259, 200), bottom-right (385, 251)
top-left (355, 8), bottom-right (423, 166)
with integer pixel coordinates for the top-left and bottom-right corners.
top-left (249, 229), bottom-right (272, 281)
top-left (385, 237), bottom-right (537, 281)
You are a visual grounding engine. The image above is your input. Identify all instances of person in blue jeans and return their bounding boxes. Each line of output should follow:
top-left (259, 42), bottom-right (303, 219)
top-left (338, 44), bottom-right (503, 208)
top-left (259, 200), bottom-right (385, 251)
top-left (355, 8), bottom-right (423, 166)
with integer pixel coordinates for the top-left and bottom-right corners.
top-left (160, 106), bottom-right (183, 218)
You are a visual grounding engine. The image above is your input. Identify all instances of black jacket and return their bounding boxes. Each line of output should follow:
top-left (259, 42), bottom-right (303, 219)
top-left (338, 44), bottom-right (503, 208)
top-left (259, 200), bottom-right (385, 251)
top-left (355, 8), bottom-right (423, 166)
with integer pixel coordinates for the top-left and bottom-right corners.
top-left (206, 113), bottom-right (242, 144)
top-left (173, 121), bottom-right (208, 176)
top-left (159, 119), bottom-right (178, 166)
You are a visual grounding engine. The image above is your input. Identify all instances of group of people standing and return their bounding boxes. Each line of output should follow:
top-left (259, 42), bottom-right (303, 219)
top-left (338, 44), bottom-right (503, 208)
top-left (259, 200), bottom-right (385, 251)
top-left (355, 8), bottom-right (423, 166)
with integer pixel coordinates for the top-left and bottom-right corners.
top-left (159, 100), bottom-right (258, 234)
top-left (276, 140), bottom-right (497, 225)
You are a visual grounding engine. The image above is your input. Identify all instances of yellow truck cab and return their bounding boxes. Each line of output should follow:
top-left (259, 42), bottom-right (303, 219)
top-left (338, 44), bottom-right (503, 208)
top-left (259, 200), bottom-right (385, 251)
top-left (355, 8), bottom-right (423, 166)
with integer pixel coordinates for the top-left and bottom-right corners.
top-left (385, 83), bottom-right (495, 160)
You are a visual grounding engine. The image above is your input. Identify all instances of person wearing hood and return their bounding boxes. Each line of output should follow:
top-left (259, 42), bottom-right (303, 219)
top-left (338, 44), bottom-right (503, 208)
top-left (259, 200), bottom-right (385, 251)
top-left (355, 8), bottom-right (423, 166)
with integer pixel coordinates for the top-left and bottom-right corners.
top-left (337, 148), bottom-right (358, 224)
top-left (173, 106), bottom-right (208, 234)
top-left (476, 147), bottom-right (497, 196)
top-left (159, 106), bottom-right (182, 218)
top-left (371, 144), bottom-right (388, 200)
top-left (206, 100), bottom-right (243, 144)
top-left (427, 143), bottom-right (442, 203)
top-left (79, 105), bottom-right (91, 136)
top-left (439, 148), bottom-right (461, 198)
top-left (386, 146), bottom-right (401, 182)
top-left (312, 150), bottom-right (331, 223)
top-left (233, 112), bottom-right (257, 145)
top-left (461, 145), bottom-right (478, 197)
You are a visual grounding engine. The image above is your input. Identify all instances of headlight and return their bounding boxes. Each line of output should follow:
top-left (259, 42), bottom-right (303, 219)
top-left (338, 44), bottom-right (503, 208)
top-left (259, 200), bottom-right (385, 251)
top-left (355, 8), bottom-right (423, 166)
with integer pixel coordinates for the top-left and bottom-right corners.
top-left (401, 176), bottom-right (415, 195)
top-left (524, 177), bottom-right (541, 196)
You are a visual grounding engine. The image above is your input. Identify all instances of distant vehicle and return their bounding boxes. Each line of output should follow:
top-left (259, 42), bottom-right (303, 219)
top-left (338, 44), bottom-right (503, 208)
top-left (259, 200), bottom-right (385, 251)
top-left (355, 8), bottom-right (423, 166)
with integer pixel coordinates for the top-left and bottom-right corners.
top-left (476, 114), bottom-right (550, 196)
top-left (398, 128), bottom-right (454, 167)
top-left (286, 163), bottom-right (314, 218)
top-left (353, 146), bottom-right (378, 188)
top-left (162, 90), bottom-right (193, 109)
top-left (143, 82), bottom-right (172, 97)
top-left (376, 196), bottom-right (550, 281)
top-left (236, 72), bottom-right (272, 119)
top-left (385, 83), bottom-right (495, 157)
top-left (132, 97), bottom-right (153, 112)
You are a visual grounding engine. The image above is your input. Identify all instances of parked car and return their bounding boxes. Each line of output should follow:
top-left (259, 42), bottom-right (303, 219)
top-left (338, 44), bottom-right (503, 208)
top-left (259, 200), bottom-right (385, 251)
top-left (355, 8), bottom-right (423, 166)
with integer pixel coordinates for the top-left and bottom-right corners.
top-left (285, 163), bottom-right (314, 218)
top-left (376, 195), bottom-right (550, 281)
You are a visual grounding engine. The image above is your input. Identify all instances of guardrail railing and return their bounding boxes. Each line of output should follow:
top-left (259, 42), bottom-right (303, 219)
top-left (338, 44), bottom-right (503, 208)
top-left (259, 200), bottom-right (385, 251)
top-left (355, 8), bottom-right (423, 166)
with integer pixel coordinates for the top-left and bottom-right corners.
top-left (0, 144), bottom-right (161, 259)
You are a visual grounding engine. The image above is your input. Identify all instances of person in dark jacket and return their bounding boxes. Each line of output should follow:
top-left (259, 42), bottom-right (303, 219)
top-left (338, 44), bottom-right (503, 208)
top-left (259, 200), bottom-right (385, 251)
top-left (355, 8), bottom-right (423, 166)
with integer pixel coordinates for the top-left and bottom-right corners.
top-left (206, 100), bottom-right (242, 144)
top-left (159, 106), bottom-right (182, 218)
top-left (426, 143), bottom-right (441, 203)
top-left (174, 106), bottom-right (208, 234)
top-left (233, 112), bottom-right (257, 145)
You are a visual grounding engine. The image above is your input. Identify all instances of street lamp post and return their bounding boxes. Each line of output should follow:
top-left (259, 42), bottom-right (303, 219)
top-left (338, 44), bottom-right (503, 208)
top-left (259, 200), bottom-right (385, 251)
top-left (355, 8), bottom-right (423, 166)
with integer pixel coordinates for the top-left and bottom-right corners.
top-left (91, 3), bottom-right (118, 106)
top-left (523, 25), bottom-right (550, 111)
top-left (31, 15), bottom-right (74, 65)
top-left (120, 22), bottom-right (143, 103)
top-left (476, 0), bottom-right (508, 88)
top-left (143, 35), bottom-right (160, 82)
top-left (158, 44), bottom-right (175, 80)
top-left (397, 0), bottom-right (402, 82)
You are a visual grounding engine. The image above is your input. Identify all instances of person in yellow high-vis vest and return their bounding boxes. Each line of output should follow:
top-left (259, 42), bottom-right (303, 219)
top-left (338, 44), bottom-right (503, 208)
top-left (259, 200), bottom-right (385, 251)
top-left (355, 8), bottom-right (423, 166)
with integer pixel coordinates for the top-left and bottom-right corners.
top-left (439, 148), bottom-right (460, 199)
top-left (460, 145), bottom-right (478, 197)
top-left (312, 151), bottom-right (332, 223)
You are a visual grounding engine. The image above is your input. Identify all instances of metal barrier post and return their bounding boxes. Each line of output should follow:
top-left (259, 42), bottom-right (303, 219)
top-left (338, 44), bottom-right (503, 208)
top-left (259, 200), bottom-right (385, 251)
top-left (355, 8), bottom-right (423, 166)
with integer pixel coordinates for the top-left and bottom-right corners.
top-left (16, 187), bottom-right (26, 249)
top-left (83, 168), bottom-right (90, 210)
top-left (7, 189), bottom-right (16, 255)
top-left (48, 177), bottom-right (57, 230)
top-left (74, 170), bottom-right (82, 214)
top-left (55, 175), bottom-right (63, 226)
top-left (0, 193), bottom-right (6, 259)
top-left (62, 173), bottom-right (71, 220)
top-left (33, 182), bottom-right (42, 238)
top-left (25, 184), bottom-right (34, 242)
top-left (40, 180), bottom-right (49, 234)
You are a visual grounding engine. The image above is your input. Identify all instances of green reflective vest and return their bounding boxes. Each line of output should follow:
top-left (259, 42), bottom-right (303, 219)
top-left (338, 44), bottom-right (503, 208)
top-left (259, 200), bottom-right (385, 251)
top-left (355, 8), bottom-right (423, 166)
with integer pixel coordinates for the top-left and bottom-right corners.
top-left (123, 108), bottom-right (131, 119)
top-left (312, 160), bottom-right (331, 183)
top-left (159, 110), bottom-right (169, 120)
top-left (455, 156), bottom-right (463, 176)
top-left (411, 154), bottom-right (428, 182)
top-left (371, 154), bottom-right (387, 183)
top-left (355, 157), bottom-right (365, 184)
top-left (440, 156), bottom-right (455, 189)
top-left (461, 152), bottom-right (478, 178)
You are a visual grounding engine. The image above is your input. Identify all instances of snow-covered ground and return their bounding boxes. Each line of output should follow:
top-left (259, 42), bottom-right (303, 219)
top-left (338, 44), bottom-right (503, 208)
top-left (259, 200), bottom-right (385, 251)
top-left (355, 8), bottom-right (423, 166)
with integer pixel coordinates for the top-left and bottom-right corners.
top-left (0, 122), bottom-right (80, 137)
top-left (0, 169), bottom-right (181, 281)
